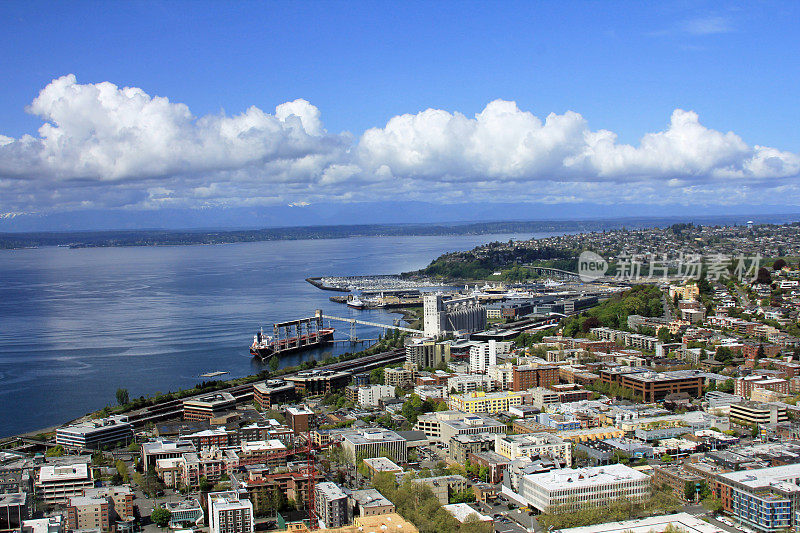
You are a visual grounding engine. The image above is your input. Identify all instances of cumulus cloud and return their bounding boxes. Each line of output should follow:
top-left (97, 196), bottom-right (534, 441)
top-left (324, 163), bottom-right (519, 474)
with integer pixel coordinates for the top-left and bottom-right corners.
top-left (0, 75), bottom-right (799, 213)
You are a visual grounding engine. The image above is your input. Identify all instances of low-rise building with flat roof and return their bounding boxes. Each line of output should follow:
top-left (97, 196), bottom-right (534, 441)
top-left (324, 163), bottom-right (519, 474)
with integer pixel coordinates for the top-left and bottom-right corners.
top-left (349, 489), bottom-right (394, 517)
top-left (342, 430), bottom-right (407, 464)
top-left (183, 392), bottom-right (237, 421)
top-left (55, 416), bottom-right (133, 450)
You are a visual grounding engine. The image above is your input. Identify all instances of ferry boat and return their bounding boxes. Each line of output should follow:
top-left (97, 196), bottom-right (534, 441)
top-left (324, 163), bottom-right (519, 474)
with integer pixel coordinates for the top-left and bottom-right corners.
top-left (250, 327), bottom-right (335, 359)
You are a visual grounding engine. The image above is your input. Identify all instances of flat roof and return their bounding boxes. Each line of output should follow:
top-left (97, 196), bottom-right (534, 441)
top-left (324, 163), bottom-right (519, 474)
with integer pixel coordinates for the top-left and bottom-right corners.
top-left (316, 481), bottom-right (347, 500)
top-left (343, 429), bottom-right (404, 445)
top-left (558, 512), bottom-right (723, 533)
top-left (39, 463), bottom-right (90, 483)
top-left (524, 464), bottom-right (648, 490)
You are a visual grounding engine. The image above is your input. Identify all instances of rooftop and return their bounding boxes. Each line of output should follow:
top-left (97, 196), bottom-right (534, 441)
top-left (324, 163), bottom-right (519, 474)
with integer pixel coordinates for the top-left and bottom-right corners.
top-left (524, 464), bottom-right (648, 490)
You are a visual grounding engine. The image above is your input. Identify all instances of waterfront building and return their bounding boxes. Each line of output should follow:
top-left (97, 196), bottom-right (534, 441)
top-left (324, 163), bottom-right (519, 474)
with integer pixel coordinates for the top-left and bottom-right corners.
top-left (253, 380), bottom-right (297, 410)
top-left (183, 392), bottom-right (237, 421)
top-left (284, 370), bottom-right (352, 395)
top-left (315, 482), bottom-right (351, 529)
top-left (55, 416), bottom-right (133, 450)
top-left (423, 294), bottom-right (485, 337)
top-left (207, 491), bottom-right (254, 533)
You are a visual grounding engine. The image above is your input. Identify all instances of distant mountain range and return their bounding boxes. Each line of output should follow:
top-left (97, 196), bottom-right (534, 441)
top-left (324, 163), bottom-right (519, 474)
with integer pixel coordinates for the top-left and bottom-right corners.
top-left (2, 210), bottom-right (800, 249)
top-left (1, 201), bottom-right (799, 233)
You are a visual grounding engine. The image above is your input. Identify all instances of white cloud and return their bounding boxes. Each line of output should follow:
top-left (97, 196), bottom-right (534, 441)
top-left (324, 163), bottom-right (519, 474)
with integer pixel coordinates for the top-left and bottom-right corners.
top-left (0, 75), bottom-right (799, 213)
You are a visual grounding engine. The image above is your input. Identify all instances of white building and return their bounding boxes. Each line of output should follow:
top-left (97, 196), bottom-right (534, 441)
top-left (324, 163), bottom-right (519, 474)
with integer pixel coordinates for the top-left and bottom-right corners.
top-left (506, 464), bottom-right (650, 513)
top-left (469, 341), bottom-right (497, 374)
top-left (357, 385), bottom-right (395, 407)
top-left (207, 491), bottom-right (254, 533)
top-left (494, 433), bottom-right (571, 464)
top-left (424, 294), bottom-right (486, 337)
top-left (55, 416), bottom-right (133, 450)
top-left (488, 364), bottom-right (513, 390)
top-left (35, 463), bottom-right (94, 505)
top-left (447, 374), bottom-right (496, 394)
top-left (342, 429), bottom-right (407, 463)
top-left (413, 411), bottom-right (505, 443)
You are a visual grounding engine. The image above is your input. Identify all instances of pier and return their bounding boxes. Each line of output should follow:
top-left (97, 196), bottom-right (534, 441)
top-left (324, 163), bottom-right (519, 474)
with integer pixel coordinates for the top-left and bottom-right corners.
top-left (316, 309), bottom-right (423, 341)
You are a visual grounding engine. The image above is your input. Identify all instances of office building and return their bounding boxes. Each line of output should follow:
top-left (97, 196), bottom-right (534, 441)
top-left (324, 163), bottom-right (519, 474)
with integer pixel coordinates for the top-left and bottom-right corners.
top-left (729, 402), bottom-right (788, 426)
top-left (284, 370), bottom-right (352, 395)
top-left (508, 464), bottom-right (650, 513)
top-left (342, 430), bottom-right (407, 463)
top-left (207, 491), bottom-right (254, 533)
top-left (55, 416), bottom-right (133, 450)
top-left (183, 393), bottom-right (237, 421)
top-left (253, 380), bottom-right (297, 410)
top-left (315, 482), bottom-right (351, 529)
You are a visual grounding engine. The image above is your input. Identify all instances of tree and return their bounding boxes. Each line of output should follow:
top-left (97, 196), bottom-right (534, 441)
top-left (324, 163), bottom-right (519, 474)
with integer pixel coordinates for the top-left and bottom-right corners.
top-left (45, 445), bottom-right (64, 457)
top-left (116, 388), bottom-right (130, 406)
top-left (657, 327), bottom-right (671, 343)
top-left (773, 258), bottom-right (787, 271)
top-left (755, 267), bottom-right (772, 285)
top-left (151, 507), bottom-right (172, 528)
top-left (269, 356), bottom-right (279, 372)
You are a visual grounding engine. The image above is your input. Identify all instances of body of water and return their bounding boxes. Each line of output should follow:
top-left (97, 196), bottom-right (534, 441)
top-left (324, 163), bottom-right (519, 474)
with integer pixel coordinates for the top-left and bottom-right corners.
top-left (0, 232), bottom-right (549, 436)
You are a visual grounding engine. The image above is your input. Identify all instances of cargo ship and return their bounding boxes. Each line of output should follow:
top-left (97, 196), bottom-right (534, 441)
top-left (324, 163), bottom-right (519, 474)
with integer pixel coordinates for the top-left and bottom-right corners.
top-left (250, 326), bottom-right (335, 359)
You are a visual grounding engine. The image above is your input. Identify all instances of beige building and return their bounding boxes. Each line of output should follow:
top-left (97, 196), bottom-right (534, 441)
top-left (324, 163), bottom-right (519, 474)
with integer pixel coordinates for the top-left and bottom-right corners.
top-left (67, 496), bottom-right (109, 531)
top-left (36, 463), bottom-right (94, 505)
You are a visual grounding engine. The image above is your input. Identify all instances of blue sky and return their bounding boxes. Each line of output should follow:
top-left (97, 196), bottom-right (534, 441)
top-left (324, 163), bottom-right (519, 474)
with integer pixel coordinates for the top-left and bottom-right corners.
top-left (1, 1), bottom-right (799, 228)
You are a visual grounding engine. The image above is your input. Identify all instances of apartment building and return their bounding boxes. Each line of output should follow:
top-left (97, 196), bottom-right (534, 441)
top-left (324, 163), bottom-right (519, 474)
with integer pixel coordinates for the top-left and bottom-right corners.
top-left (66, 496), bottom-right (109, 531)
top-left (349, 489), bottom-right (395, 517)
top-left (35, 463), bottom-right (94, 505)
top-left (414, 411), bottom-right (504, 444)
top-left (494, 433), bottom-right (571, 464)
top-left (357, 385), bottom-right (395, 407)
top-left (315, 482), bottom-right (351, 529)
top-left (469, 341), bottom-right (497, 374)
top-left (447, 391), bottom-right (522, 414)
top-left (717, 464), bottom-right (800, 533)
top-left (207, 491), bottom-right (254, 533)
top-left (405, 341), bottom-right (451, 369)
top-left (511, 365), bottom-right (559, 391)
